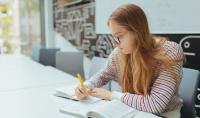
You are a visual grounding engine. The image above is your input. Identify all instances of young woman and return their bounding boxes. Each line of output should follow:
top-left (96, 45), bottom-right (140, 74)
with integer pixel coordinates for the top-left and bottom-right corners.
top-left (75, 4), bottom-right (184, 118)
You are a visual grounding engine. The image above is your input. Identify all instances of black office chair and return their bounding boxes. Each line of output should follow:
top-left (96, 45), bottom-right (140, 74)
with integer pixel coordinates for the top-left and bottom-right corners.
top-left (179, 68), bottom-right (200, 118)
top-left (39, 48), bottom-right (60, 67)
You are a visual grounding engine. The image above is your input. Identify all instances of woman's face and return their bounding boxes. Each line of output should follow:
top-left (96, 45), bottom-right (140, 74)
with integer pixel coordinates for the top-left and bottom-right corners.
top-left (109, 20), bottom-right (135, 54)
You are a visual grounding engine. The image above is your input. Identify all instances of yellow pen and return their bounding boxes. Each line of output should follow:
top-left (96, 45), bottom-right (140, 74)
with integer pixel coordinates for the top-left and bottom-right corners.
top-left (77, 73), bottom-right (88, 96)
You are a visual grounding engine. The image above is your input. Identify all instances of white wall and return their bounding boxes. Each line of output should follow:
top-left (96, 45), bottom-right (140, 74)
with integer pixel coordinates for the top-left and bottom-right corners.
top-left (54, 32), bottom-right (79, 52)
top-left (96, 0), bottom-right (200, 34)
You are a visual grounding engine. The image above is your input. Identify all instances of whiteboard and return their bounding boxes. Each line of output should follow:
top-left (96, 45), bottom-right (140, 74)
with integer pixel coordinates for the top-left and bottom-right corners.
top-left (96, 0), bottom-right (200, 34)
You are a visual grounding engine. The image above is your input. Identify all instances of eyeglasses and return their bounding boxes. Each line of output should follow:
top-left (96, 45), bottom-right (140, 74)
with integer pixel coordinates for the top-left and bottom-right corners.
top-left (112, 36), bottom-right (121, 44)
top-left (112, 33), bottom-right (128, 45)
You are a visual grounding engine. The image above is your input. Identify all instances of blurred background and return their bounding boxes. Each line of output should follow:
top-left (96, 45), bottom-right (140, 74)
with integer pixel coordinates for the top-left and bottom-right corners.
top-left (0, 0), bottom-right (199, 117)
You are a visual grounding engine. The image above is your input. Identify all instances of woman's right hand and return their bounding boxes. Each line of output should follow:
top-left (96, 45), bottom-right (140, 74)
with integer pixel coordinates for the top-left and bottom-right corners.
top-left (75, 86), bottom-right (90, 100)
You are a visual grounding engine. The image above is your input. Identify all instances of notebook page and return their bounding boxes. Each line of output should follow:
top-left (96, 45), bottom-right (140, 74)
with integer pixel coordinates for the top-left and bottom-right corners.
top-left (55, 85), bottom-right (101, 103)
top-left (87, 100), bottom-right (137, 118)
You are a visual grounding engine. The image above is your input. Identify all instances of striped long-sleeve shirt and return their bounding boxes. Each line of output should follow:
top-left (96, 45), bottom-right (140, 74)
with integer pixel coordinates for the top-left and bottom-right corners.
top-left (85, 41), bottom-right (184, 114)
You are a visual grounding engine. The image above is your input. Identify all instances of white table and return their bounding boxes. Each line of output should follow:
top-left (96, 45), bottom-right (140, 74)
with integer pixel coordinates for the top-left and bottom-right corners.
top-left (0, 55), bottom-right (79, 118)
top-left (0, 86), bottom-right (74, 118)
top-left (0, 55), bottom-right (77, 92)
top-left (0, 55), bottom-right (160, 118)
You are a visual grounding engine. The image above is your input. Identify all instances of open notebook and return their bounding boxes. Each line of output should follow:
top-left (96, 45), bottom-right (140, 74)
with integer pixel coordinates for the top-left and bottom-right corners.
top-left (54, 84), bottom-right (101, 104)
top-left (60, 99), bottom-right (161, 118)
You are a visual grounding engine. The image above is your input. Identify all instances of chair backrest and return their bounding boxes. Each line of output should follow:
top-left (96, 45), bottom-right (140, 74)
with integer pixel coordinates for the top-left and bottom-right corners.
top-left (39, 48), bottom-right (60, 67)
top-left (89, 56), bottom-right (110, 89)
top-left (179, 68), bottom-right (200, 118)
top-left (89, 56), bottom-right (107, 78)
top-left (56, 51), bottom-right (84, 79)
top-left (31, 43), bottom-right (41, 62)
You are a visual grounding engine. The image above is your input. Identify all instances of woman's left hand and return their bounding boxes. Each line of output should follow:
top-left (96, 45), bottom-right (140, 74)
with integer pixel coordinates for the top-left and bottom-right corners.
top-left (89, 88), bottom-right (111, 100)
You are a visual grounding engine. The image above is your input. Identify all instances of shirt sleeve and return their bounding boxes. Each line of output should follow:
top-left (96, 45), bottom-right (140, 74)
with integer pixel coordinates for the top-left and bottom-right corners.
top-left (84, 48), bottom-right (118, 89)
top-left (111, 43), bottom-right (184, 114)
